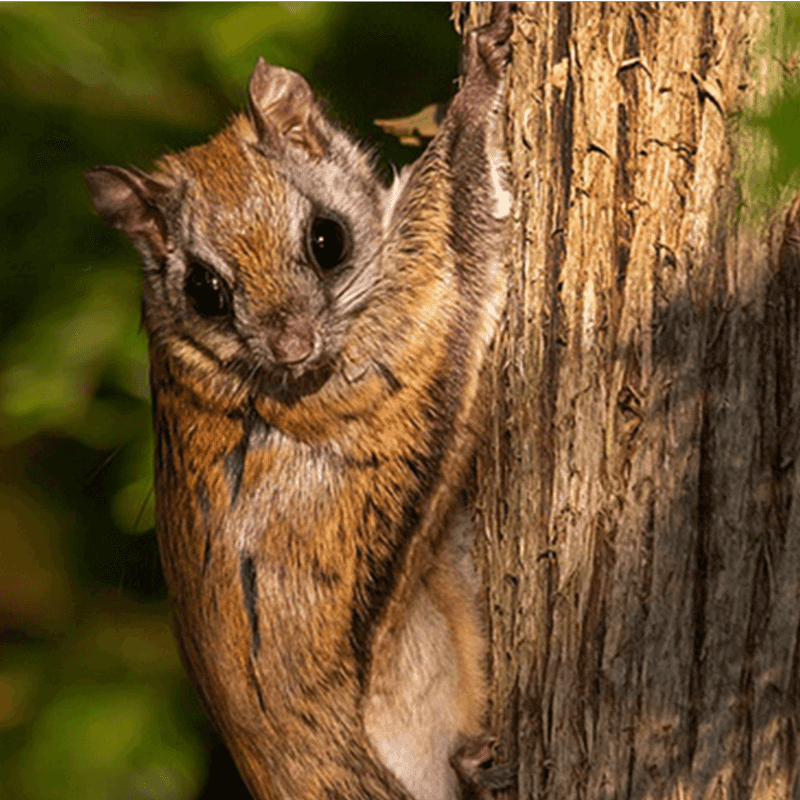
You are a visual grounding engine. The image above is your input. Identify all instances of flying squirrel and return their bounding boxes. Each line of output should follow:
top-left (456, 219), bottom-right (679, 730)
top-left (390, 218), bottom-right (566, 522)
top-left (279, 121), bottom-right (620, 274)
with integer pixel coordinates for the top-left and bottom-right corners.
top-left (86, 5), bottom-right (513, 798)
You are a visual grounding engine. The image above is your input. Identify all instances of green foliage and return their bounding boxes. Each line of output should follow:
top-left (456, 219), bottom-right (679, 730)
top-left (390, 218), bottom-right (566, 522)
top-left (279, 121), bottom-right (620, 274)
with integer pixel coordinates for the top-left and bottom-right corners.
top-left (8, 612), bottom-right (205, 800)
top-left (736, 4), bottom-right (800, 219)
top-left (0, 4), bottom-right (458, 798)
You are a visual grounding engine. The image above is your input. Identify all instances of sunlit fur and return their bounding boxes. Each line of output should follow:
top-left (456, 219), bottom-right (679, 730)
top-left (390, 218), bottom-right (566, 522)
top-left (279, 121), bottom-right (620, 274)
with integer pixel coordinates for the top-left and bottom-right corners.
top-left (85, 10), bottom-right (511, 799)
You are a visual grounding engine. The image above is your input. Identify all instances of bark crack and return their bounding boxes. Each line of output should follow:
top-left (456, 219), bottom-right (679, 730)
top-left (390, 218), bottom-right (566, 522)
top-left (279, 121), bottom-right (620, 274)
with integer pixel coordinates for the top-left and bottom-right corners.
top-left (687, 399), bottom-right (711, 769)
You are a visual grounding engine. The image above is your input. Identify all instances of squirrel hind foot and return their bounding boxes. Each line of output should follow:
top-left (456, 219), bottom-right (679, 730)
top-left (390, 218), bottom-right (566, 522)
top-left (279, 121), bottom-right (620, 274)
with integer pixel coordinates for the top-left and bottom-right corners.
top-left (451, 733), bottom-right (517, 800)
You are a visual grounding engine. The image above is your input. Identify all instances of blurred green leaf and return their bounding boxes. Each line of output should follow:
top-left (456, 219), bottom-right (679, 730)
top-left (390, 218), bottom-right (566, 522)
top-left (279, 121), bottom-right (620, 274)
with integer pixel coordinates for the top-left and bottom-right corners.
top-left (7, 612), bottom-right (204, 800)
top-left (21, 687), bottom-right (203, 800)
top-left (1, 266), bottom-right (147, 446)
top-left (736, 3), bottom-right (800, 218)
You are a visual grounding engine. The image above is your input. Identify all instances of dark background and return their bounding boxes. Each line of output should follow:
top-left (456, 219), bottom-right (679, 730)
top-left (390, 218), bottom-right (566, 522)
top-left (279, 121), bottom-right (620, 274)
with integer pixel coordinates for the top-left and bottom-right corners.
top-left (0, 5), bottom-right (459, 798)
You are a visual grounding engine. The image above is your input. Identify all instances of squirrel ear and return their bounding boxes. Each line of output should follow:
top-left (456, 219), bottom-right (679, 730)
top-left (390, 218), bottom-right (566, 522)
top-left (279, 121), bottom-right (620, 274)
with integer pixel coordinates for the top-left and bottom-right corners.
top-left (247, 58), bottom-right (330, 160)
top-left (84, 165), bottom-right (172, 259)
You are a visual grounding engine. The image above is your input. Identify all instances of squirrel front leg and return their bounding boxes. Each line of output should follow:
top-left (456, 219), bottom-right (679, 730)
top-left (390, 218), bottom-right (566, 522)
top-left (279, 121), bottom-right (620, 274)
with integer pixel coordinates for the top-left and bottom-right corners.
top-left (86, 5), bottom-right (513, 799)
top-left (361, 10), bottom-right (512, 795)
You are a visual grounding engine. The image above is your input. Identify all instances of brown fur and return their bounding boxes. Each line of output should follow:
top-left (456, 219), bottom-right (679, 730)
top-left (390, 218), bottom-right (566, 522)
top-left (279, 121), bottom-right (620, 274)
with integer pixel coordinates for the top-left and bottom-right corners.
top-left (85, 8), bottom-right (513, 799)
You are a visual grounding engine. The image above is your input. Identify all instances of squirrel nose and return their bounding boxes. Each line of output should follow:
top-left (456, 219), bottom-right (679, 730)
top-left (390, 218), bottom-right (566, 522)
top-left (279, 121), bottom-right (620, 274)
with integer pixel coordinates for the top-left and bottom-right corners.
top-left (266, 313), bottom-right (316, 364)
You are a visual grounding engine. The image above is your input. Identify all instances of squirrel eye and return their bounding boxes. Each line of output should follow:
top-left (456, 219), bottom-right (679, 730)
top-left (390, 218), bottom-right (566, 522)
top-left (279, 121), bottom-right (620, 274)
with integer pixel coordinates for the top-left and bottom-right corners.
top-left (185, 262), bottom-right (231, 318)
top-left (307, 214), bottom-right (351, 272)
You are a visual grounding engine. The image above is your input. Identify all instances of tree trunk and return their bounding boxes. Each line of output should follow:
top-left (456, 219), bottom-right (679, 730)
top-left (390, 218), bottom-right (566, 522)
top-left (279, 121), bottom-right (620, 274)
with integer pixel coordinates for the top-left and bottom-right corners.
top-left (469, 4), bottom-right (800, 800)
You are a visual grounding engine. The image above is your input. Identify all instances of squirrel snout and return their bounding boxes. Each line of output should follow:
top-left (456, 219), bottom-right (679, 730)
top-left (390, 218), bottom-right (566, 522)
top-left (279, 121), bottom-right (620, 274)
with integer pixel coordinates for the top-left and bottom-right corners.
top-left (264, 312), bottom-right (317, 364)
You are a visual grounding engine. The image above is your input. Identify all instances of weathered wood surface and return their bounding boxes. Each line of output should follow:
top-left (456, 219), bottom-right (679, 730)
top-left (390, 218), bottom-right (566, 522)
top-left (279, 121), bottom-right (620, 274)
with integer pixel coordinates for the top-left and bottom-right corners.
top-left (471, 4), bottom-right (800, 800)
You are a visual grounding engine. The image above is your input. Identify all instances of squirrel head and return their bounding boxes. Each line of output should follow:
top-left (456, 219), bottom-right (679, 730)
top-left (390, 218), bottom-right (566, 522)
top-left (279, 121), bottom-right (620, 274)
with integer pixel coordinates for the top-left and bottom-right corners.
top-left (86, 59), bottom-right (386, 409)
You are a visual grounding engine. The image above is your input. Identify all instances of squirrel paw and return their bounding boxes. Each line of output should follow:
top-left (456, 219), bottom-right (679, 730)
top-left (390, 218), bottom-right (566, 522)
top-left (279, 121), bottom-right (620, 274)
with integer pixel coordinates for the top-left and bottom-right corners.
top-left (464, 3), bottom-right (514, 86)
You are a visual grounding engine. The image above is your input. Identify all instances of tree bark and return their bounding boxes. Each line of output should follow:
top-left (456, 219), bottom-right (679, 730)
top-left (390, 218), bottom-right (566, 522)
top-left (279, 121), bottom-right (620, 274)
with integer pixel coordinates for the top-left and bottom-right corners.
top-left (469, 4), bottom-right (800, 800)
